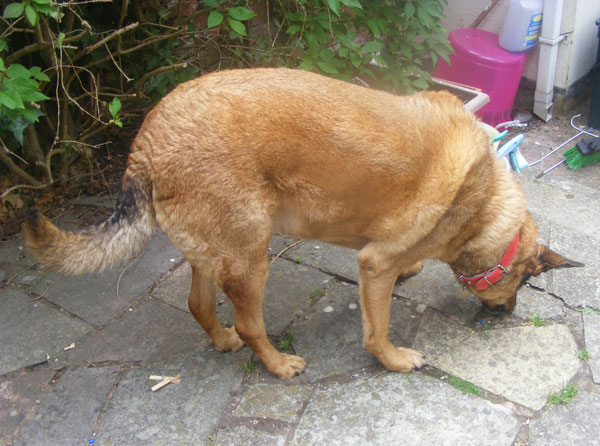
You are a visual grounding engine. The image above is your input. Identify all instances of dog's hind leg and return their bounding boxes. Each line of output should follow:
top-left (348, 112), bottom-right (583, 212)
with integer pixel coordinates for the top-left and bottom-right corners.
top-left (220, 254), bottom-right (306, 379)
top-left (357, 246), bottom-right (425, 373)
top-left (188, 264), bottom-right (244, 352)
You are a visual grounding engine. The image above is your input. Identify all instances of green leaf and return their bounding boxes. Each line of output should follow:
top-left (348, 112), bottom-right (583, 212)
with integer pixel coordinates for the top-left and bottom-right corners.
top-left (367, 19), bottom-right (379, 35)
top-left (7, 116), bottom-right (29, 145)
top-left (227, 6), bottom-right (256, 21)
top-left (0, 39), bottom-right (7, 52)
top-left (3, 2), bottom-right (24, 19)
top-left (300, 58), bottom-right (313, 71)
top-left (207, 10), bottom-right (224, 28)
top-left (21, 90), bottom-right (50, 102)
top-left (31, 0), bottom-right (50, 5)
top-left (34, 3), bottom-right (55, 14)
top-left (340, 0), bottom-right (362, 8)
top-left (108, 97), bottom-right (121, 118)
top-left (227, 17), bottom-right (246, 36)
top-left (55, 32), bottom-right (65, 49)
top-left (417, 7), bottom-right (432, 27)
top-left (349, 52), bottom-right (362, 68)
top-left (317, 61), bottom-right (338, 74)
top-left (0, 58), bottom-right (4, 72)
top-left (405, 2), bottom-right (416, 19)
top-left (327, 0), bottom-right (341, 17)
top-left (362, 41), bottom-right (383, 54)
top-left (203, 0), bottom-right (219, 7)
top-left (424, 1), bottom-right (444, 18)
top-left (25, 4), bottom-right (37, 25)
top-left (412, 78), bottom-right (429, 89)
top-left (21, 106), bottom-right (44, 123)
top-left (110, 118), bottom-right (123, 128)
top-left (28, 66), bottom-right (50, 82)
top-left (286, 24), bottom-right (302, 35)
top-left (7, 64), bottom-right (31, 79)
top-left (0, 88), bottom-right (25, 110)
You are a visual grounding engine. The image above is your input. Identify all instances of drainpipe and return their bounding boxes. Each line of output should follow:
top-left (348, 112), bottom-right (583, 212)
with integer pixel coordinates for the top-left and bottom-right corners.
top-left (533, 0), bottom-right (566, 121)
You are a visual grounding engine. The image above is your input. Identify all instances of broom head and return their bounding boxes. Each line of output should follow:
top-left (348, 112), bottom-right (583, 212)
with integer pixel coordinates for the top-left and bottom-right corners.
top-left (563, 137), bottom-right (600, 170)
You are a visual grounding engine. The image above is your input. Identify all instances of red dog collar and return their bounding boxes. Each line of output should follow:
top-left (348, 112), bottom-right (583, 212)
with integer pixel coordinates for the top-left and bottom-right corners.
top-left (453, 232), bottom-right (520, 291)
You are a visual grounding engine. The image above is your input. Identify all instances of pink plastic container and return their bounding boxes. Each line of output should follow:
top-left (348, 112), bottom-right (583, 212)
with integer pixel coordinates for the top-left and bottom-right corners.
top-left (433, 28), bottom-right (526, 126)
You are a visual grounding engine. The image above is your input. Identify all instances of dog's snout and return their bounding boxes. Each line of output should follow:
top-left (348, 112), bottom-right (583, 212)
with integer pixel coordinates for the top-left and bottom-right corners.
top-left (482, 301), bottom-right (509, 315)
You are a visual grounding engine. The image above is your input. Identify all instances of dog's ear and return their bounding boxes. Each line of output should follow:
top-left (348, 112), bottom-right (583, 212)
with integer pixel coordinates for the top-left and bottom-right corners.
top-left (526, 245), bottom-right (584, 276)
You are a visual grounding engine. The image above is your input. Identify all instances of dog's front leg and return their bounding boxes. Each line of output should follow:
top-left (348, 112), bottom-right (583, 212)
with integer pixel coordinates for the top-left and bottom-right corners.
top-left (357, 248), bottom-right (425, 373)
top-left (222, 257), bottom-right (306, 379)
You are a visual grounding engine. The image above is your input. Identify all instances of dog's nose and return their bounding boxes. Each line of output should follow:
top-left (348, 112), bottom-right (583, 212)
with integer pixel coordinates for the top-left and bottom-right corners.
top-left (482, 301), bottom-right (509, 315)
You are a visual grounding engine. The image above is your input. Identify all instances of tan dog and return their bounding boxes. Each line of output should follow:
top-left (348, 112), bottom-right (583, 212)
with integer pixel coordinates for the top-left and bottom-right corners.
top-left (23, 68), bottom-right (583, 379)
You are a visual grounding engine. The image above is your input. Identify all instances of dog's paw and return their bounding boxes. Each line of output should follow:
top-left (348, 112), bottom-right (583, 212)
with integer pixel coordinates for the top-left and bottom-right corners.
top-left (213, 326), bottom-right (245, 352)
top-left (268, 353), bottom-right (307, 379)
top-left (383, 347), bottom-right (425, 373)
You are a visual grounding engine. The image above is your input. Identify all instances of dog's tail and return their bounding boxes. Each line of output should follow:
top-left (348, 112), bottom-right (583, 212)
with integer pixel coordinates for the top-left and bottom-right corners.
top-left (23, 172), bottom-right (155, 275)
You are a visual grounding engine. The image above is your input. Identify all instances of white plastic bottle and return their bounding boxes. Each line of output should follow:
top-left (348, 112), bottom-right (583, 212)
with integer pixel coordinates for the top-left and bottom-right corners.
top-left (499, 0), bottom-right (544, 52)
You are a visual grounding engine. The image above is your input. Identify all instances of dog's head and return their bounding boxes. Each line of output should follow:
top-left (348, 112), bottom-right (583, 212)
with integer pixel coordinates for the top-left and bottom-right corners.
top-left (466, 216), bottom-right (583, 313)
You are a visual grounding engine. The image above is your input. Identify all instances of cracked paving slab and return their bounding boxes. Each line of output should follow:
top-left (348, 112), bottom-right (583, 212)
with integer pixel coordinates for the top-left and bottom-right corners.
top-left (290, 373), bottom-right (519, 446)
top-left (290, 281), bottom-right (416, 381)
top-left (414, 311), bottom-right (580, 410)
top-left (583, 312), bottom-right (600, 384)
top-left (0, 288), bottom-right (92, 376)
top-left (15, 366), bottom-right (119, 446)
top-left (513, 285), bottom-right (566, 321)
top-left (234, 383), bottom-right (313, 421)
top-left (95, 347), bottom-right (246, 445)
top-left (0, 366), bottom-right (55, 446)
top-left (31, 230), bottom-right (182, 327)
top-left (528, 391), bottom-right (600, 446)
top-left (64, 296), bottom-right (208, 365)
top-left (285, 240), bottom-right (483, 321)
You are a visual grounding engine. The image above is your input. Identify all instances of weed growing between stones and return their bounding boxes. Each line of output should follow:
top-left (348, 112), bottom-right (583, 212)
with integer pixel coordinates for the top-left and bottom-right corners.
top-left (546, 384), bottom-right (578, 406)
top-left (447, 376), bottom-right (483, 396)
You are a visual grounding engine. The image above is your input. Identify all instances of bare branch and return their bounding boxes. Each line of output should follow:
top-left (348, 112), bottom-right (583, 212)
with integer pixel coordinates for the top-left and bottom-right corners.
top-left (136, 63), bottom-right (188, 98)
top-left (0, 145), bottom-right (44, 187)
top-left (71, 22), bottom-right (139, 63)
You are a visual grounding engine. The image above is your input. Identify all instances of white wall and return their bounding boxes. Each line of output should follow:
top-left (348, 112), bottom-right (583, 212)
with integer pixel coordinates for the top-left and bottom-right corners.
top-left (441, 0), bottom-right (600, 92)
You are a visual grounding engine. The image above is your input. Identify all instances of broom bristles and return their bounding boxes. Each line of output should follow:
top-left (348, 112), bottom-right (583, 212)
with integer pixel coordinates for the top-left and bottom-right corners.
top-left (563, 145), bottom-right (600, 170)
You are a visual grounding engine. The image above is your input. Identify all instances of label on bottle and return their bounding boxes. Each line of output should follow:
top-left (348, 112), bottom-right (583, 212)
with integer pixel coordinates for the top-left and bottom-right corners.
top-left (524, 13), bottom-right (543, 47)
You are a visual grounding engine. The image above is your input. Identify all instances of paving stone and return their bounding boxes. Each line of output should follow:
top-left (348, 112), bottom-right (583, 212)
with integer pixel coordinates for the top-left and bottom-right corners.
top-left (518, 174), bottom-right (600, 240)
top-left (153, 257), bottom-right (334, 335)
top-left (234, 383), bottom-right (313, 421)
top-left (513, 285), bottom-right (566, 321)
top-left (414, 311), bottom-right (580, 410)
top-left (0, 366), bottom-right (55, 446)
top-left (96, 347), bottom-right (246, 445)
top-left (394, 260), bottom-right (482, 321)
top-left (213, 425), bottom-right (286, 446)
top-left (287, 241), bottom-right (483, 322)
top-left (583, 312), bottom-right (600, 384)
top-left (286, 239), bottom-right (359, 282)
top-left (65, 297), bottom-right (208, 365)
top-left (548, 227), bottom-right (600, 309)
top-left (0, 237), bottom-right (42, 287)
top-left (290, 373), bottom-right (519, 446)
top-left (0, 288), bottom-right (93, 375)
top-left (32, 230), bottom-right (182, 326)
top-left (15, 366), bottom-right (119, 446)
top-left (291, 281), bottom-right (416, 381)
top-left (528, 391), bottom-right (600, 446)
